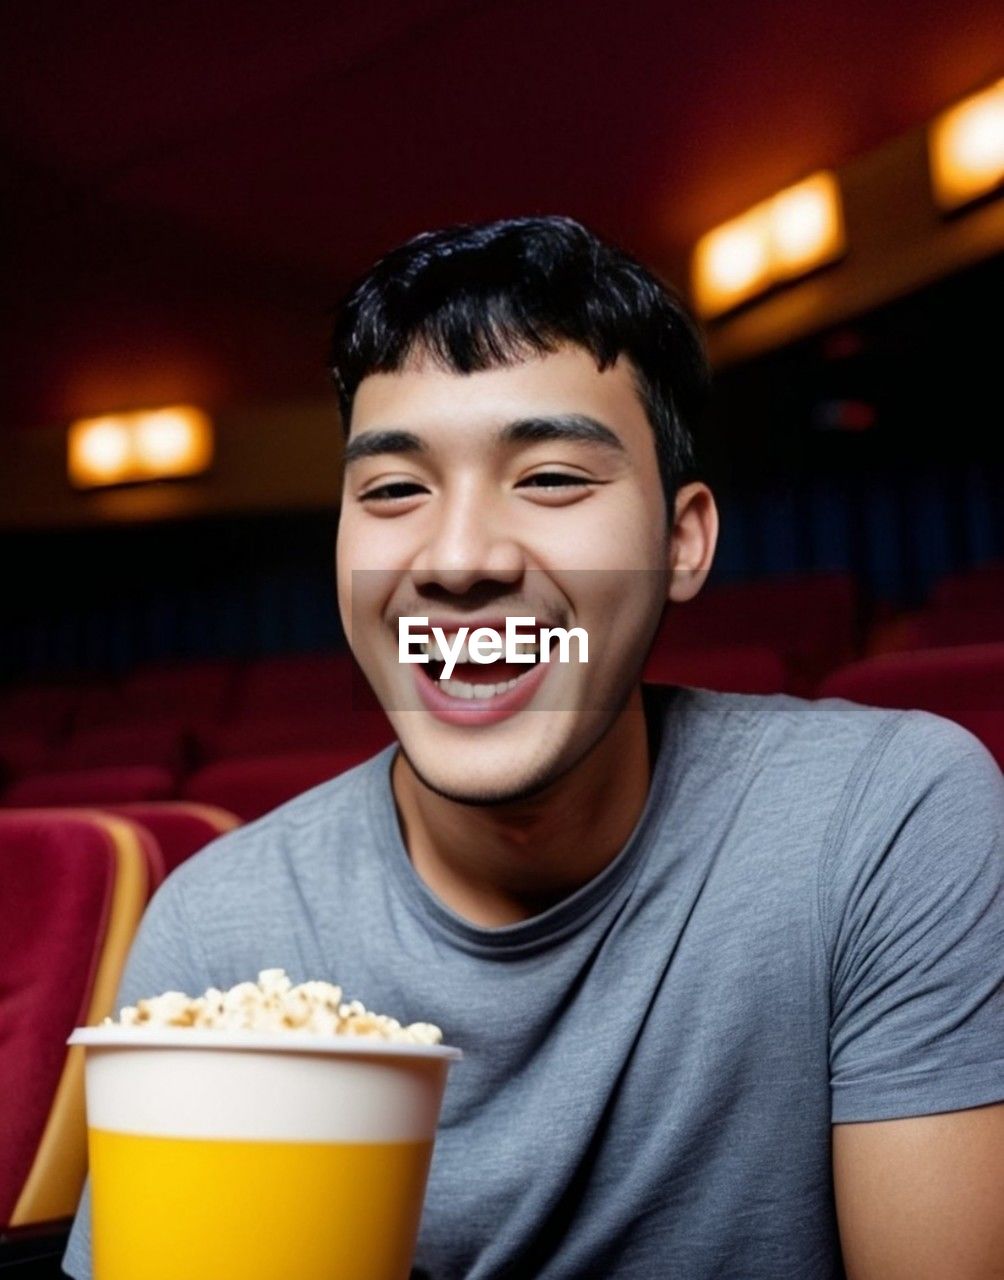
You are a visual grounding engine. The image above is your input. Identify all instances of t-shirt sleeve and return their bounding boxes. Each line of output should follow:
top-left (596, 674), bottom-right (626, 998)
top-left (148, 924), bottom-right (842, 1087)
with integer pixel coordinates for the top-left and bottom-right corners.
top-left (822, 711), bottom-right (1004, 1124)
top-left (62, 872), bottom-right (210, 1279)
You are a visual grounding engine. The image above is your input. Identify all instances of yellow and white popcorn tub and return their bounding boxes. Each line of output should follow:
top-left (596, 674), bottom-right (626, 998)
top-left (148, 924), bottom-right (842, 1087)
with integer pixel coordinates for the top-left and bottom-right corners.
top-left (69, 1024), bottom-right (461, 1280)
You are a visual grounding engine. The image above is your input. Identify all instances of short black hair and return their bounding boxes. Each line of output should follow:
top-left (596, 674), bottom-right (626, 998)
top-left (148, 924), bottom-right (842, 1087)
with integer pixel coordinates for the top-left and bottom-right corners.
top-left (329, 214), bottom-right (710, 512)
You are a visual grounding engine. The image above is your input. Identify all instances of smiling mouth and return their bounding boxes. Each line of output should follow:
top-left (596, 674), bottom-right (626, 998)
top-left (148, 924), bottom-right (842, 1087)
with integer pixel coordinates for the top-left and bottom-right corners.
top-left (417, 632), bottom-right (559, 701)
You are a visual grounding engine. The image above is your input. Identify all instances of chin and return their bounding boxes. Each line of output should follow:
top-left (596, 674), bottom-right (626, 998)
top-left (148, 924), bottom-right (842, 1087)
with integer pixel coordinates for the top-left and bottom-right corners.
top-left (399, 750), bottom-right (565, 807)
top-left (395, 702), bottom-right (613, 808)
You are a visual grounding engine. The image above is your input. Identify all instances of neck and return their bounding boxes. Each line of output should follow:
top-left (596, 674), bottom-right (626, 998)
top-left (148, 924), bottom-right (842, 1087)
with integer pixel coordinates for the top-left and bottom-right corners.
top-left (391, 687), bottom-right (653, 927)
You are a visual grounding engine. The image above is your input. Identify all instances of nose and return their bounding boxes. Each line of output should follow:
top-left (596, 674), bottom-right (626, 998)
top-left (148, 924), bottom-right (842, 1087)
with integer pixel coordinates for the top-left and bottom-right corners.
top-left (410, 480), bottom-right (524, 594)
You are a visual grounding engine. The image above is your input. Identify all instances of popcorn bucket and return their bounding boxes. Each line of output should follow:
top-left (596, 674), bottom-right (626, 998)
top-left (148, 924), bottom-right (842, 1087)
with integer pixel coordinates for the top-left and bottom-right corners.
top-left (69, 1027), bottom-right (461, 1280)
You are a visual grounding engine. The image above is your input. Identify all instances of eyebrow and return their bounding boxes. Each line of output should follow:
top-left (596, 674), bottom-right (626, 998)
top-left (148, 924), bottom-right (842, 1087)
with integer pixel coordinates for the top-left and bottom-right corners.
top-left (343, 429), bottom-right (426, 467)
top-left (501, 414), bottom-right (626, 453)
top-left (342, 414), bottom-right (626, 467)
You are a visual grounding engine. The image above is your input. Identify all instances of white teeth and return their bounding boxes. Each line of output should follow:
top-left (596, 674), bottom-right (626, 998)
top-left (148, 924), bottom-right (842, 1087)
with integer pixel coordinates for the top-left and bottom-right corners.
top-left (440, 678), bottom-right (475, 699)
top-left (453, 638), bottom-right (538, 664)
top-left (439, 676), bottom-right (521, 700)
top-left (412, 633), bottom-right (541, 663)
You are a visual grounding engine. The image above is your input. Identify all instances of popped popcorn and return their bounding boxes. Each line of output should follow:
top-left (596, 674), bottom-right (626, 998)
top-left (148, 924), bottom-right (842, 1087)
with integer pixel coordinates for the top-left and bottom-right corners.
top-left (104, 969), bottom-right (442, 1045)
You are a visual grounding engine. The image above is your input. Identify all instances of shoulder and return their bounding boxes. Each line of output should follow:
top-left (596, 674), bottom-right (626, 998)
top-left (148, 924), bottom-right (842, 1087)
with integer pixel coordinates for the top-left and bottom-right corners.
top-left (658, 687), bottom-right (1001, 862)
top-left (666, 684), bottom-right (997, 783)
top-left (661, 684), bottom-right (910, 784)
top-left (806, 696), bottom-right (1003, 822)
top-left (807, 701), bottom-right (1002, 937)
top-left (162, 746), bottom-right (396, 903)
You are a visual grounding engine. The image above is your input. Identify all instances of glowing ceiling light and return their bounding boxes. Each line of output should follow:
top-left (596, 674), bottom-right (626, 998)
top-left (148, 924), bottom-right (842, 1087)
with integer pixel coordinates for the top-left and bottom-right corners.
top-left (68, 418), bottom-right (133, 485)
top-left (134, 407), bottom-right (213, 474)
top-left (929, 78), bottom-right (1004, 211)
top-left (709, 220), bottom-right (770, 291)
top-left (769, 172), bottom-right (845, 277)
top-left (691, 171), bottom-right (846, 319)
top-left (67, 406), bottom-right (213, 489)
top-left (692, 211), bottom-right (771, 318)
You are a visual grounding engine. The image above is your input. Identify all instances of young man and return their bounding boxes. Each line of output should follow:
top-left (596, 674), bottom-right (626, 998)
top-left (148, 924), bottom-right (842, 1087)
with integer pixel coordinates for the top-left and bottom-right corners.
top-left (64, 216), bottom-right (1003, 1279)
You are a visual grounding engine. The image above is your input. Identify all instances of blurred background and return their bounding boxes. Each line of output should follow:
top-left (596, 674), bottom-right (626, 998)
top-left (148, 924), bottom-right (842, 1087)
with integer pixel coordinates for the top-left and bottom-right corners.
top-left (1, 1), bottom-right (1002, 814)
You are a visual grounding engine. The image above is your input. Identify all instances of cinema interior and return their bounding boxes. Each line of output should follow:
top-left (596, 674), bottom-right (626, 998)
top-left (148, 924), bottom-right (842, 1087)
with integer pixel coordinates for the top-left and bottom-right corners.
top-left (1, 3), bottom-right (1002, 1277)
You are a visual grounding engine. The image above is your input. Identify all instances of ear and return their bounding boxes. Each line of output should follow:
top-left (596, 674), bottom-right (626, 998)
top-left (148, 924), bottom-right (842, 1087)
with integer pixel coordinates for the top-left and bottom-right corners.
top-left (666, 482), bottom-right (719, 603)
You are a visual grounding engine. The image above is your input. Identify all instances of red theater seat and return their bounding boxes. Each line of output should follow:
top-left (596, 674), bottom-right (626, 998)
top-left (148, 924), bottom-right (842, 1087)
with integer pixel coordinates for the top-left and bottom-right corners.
top-left (235, 652), bottom-right (360, 718)
top-left (121, 660), bottom-right (237, 723)
top-left (182, 749), bottom-right (375, 821)
top-left (46, 722), bottom-right (188, 773)
top-left (0, 811), bottom-right (150, 1225)
top-left (644, 645), bottom-right (787, 694)
top-left (0, 731), bottom-right (54, 778)
top-left (1, 765), bottom-right (175, 808)
top-left (69, 680), bottom-right (128, 730)
top-left (930, 561), bottom-right (1004, 611)
top-left (818, 644), bottom-right (1004, 768)
top-left (655, 573), bottom-right (857, 690)
top-left (911, 608), bottom-right (1004, 649)
top-left (101, 801), bottom-right (241, 875)
top-left (197, 707), bottom-right (394, 761)
top-left (0, 683), bottom-right (77, 739)
top-left (869, 607), bottom-right (1004, 654)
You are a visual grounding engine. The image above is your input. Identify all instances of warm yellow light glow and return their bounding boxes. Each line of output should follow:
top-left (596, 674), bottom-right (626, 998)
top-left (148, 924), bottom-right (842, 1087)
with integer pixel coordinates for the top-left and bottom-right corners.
top-left (929, 79), bottom-right (1004, 210)
top-left (708, 221), bottom-right (770, 291)
top-left (691, 209), bottom-right (772, 318)
top-left (133, 407), bottom-right (213, 474)
top-left (769, 172), bottom-right (845, 276)
top-left (68, 418), bottom-right (133, 484)
top-left (67, 406), bottom-right (213, 489)
top-left (691, 171), bottom-right (845, 318)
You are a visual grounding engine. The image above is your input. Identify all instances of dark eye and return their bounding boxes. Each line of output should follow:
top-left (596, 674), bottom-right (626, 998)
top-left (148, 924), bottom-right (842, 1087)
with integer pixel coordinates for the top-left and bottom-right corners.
top-left (359, 481), bottom-right (427, 502)
top-left (517, 472), bottom-right (593, 489)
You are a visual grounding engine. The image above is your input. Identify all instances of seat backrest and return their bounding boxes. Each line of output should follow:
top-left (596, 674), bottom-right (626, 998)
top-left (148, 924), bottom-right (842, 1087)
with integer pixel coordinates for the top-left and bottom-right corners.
top-left (1, 764), bottom-right (176, 808)
top-left (643, 645), bottom-right (787, 695)
top-left (0, 683), bottom-right (77, 739)
top-left (912, 607), bottom-right (1004, 649)
top-left (929, 561), bottom-right (1004, 611)
top-left (0, 730), bottom-right (53, 779)
top-left (48, 723), bottom-right (188, 773)
top-left (0, 811), bottom-right (150, 1226)
top-left (182, 749), bottom-right (366, 821)
top-left (234, 652), bottom-right (361, 718)
top-left (196, 706), bottom-right (394, 762)
top-left (655, 572), bottom-right (858, 689)
top-left (102, 801), bottom-right (241, 875)
top-left (121, 660), bottom-right (238, 724)
top-left (818, 643), bottom-right (1004, 767)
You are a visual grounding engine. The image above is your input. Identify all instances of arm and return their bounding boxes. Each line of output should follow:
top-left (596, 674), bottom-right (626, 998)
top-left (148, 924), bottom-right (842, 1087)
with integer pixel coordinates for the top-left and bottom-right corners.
top-left (820, 715), bottom-right (1004, 1280)
top-left (833, 1104), bottom-right (1004, 1280)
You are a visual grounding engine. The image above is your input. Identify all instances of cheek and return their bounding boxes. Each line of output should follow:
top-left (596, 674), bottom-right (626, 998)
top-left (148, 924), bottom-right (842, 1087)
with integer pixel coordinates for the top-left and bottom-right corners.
top-left (336, 512), bottom-right (389, 642)
top-left (536, 493), bottom-right (665, 571)
top-left (337, 507), bottom-right (421, 572)
top-left (334, 518), bottom-right (353, 611)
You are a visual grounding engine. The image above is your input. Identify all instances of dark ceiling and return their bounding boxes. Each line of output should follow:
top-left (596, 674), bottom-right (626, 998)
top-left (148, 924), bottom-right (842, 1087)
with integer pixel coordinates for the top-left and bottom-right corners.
top-left (3, 0), bottom-right (1002, 427)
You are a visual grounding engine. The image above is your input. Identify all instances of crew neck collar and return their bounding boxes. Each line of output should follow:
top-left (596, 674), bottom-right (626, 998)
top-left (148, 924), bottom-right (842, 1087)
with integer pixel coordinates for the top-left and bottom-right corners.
top-left (366, 684), bottom-right (683, 958)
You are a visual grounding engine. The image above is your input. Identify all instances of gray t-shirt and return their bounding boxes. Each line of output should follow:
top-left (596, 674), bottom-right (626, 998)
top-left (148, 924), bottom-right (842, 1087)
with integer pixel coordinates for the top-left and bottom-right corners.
top-left (63, 686), bottom-right (1004, 1279)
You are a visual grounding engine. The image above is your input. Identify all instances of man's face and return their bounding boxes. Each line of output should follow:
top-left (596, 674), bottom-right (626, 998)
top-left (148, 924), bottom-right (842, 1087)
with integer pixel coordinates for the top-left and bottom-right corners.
top-left (335, 342), bottom-right (672, 804)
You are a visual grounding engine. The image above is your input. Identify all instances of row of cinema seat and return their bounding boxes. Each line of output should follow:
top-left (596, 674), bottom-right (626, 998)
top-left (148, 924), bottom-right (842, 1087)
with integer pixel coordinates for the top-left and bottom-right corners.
top-left (0, 650), bottom-right (396, 821)
top-left (1, 568), bottom-right (1002, 820)
top-left (0, 803), bottom-right (240, 1239)
top-left (868, 559), bottom-right (1004, 653)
